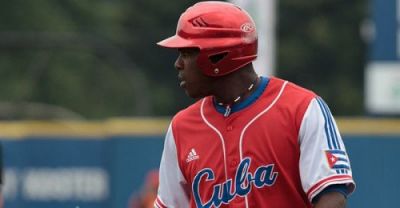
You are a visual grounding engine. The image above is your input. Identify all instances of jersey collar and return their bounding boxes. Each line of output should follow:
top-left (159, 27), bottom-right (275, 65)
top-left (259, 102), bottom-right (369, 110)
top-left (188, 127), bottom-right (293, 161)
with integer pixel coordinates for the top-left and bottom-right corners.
top-left (213, 76), bottom-right (269, 115)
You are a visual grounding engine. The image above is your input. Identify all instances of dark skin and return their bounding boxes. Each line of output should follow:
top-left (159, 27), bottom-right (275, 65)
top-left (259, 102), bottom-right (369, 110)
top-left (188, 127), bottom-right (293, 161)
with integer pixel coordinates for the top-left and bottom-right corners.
top-left (175, 48), bottom-right (259, 103)
top-left (314, 192), bottom-right (346, 208)
top-left (174, 47), bottom-right (347, 208)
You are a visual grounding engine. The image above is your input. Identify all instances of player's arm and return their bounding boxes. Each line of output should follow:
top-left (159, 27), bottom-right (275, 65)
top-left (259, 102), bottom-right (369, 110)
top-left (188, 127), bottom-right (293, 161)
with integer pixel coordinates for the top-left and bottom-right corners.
top-left (298, 97), bottom-right (355, 205)
top-left (312, 184), bottom-right (349, 208)
top-left (313, 191), bottom-right (346, 208)
top-left (154, 124), bottom-right (190, 208)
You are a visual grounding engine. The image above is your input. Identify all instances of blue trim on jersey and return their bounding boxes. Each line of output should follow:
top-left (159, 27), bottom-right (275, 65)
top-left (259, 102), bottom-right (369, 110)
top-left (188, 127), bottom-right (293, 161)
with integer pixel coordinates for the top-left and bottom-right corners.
top-left (214, 77), bottom-right (269, 115)
top-left (320, 99), bottom-right (342, 150)
top-left (316, 97), bottom-right (344, 150)
top-left (318, 98), bottom-right (339, 149)
top-left (316, 98), bottom-right (334, 150)
top-left (333, 164), bottom-right (350, 170)
top-left (316, 97), bottom-right (346, 174)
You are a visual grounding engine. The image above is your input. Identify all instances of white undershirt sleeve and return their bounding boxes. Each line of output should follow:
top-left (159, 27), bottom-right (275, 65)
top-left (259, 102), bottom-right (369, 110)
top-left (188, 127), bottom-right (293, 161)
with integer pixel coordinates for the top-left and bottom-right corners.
top-left (155, 124), bottom-right (190, 208)
top-left (298, 97), bottom-right (355, 202)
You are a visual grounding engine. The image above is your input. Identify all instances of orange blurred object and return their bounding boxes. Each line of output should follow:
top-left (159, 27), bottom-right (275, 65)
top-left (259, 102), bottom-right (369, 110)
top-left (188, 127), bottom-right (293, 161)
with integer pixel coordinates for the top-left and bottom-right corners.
top-left (128, 169), bottom-right (159, 208)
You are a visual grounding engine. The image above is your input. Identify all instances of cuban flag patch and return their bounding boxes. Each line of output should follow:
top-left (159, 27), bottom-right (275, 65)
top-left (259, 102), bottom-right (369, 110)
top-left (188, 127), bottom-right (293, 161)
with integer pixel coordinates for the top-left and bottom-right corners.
top-left (325, 150), bottom-right (350, 170)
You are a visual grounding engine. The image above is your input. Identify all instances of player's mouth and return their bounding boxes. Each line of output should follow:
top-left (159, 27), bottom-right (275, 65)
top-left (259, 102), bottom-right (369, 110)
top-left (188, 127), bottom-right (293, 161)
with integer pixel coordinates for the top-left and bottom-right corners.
top-left (179, 80), bottom-right (187, 88)
top-left (178, 75), bottom-right (186, 88)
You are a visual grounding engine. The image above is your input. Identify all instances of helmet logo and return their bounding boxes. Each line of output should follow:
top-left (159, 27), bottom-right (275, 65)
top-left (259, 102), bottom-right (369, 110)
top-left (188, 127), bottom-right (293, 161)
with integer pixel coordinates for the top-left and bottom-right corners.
top-left (240, 23), bottom-right (255, 32)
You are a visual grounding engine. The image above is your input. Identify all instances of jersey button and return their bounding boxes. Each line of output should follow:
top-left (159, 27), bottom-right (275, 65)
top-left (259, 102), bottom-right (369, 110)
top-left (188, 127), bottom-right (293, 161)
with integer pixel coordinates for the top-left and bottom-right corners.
top-left (226, 125), bottom-right (233, 131)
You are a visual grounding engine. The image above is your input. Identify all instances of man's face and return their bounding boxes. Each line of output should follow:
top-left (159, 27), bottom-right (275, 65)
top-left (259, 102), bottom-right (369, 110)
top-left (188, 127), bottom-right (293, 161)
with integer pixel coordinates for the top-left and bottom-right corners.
top-left (175, 48), bottom-right (213, 99)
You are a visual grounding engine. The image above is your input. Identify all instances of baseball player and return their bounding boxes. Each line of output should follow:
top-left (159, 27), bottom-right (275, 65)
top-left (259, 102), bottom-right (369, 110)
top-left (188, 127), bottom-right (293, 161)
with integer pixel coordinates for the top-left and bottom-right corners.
top-left (155, 2), bottom-right (355, 208)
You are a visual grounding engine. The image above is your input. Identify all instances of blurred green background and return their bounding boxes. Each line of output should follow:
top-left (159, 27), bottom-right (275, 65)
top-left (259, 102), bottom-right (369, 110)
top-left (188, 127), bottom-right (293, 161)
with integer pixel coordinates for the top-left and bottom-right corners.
top-left (0, 0), bottom-right (367, 119)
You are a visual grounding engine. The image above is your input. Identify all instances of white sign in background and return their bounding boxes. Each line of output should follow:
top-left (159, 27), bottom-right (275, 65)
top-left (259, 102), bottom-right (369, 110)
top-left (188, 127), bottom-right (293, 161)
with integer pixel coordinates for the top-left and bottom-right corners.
top-left (366, 62), bottom-right (400, 114)
top-left (366, 0), bottom-right (400, 114)
top-left (3, 168), bottom-right (109, 202)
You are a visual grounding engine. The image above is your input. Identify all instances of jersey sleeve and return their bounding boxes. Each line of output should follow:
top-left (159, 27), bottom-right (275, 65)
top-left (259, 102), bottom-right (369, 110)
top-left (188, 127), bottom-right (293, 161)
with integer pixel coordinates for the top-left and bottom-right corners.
top-left (155, 124), bottom-right (190, 208)
top-left (298, 97), bottom-right (355, 202)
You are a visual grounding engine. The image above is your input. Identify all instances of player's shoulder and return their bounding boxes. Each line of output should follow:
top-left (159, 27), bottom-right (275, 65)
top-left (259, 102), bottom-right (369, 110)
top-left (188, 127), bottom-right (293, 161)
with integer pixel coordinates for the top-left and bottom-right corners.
top-left (269, 76), bottom-right (316, 100)
top-left (266, 77), bottom-right (318, 116)
top-left (268, 77), bottom-right (319, 129)
top-left (170, 98), bottom-right (204, 128)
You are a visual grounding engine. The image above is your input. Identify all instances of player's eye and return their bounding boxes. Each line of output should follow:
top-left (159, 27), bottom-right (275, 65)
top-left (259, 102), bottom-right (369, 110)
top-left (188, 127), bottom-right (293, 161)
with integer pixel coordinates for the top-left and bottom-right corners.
top-left (179, 48), bottom-right (198, 58)
top-left (180, 51), bottom-right (190, 57)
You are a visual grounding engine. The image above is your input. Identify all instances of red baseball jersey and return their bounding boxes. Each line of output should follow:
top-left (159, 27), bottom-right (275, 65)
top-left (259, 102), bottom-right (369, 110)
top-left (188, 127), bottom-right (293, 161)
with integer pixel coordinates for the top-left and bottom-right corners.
top-left (155, 77), bottom-right (355, 208)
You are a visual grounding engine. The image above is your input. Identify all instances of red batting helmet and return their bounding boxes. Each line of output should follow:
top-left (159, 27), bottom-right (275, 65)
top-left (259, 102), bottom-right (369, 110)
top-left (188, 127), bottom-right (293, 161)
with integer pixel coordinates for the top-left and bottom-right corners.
top-left (157, 1), bottom-right (258, 76)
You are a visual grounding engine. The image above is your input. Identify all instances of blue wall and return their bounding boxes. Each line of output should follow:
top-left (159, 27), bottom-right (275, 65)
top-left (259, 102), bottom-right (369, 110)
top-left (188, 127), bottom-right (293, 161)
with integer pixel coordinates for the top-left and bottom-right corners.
top-left (345, 135), bottom-right (400, 207)
top-left (1, 136), bottom-right (164, 208)
top-left (370, 0), bottom-right (398, 61)
top-left (2, 134), bottom-right (399, 208)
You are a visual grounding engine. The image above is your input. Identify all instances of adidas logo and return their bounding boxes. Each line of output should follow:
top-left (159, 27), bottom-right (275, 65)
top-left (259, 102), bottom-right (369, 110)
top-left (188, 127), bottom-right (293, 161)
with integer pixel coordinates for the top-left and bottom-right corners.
top-left (186, 148), bottom-right (199, 163)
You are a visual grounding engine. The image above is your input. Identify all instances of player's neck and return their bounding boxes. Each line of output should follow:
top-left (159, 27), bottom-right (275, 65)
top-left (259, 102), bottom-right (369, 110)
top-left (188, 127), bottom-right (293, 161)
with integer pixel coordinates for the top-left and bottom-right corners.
top-left (212, 66), bottom-right (259, 106)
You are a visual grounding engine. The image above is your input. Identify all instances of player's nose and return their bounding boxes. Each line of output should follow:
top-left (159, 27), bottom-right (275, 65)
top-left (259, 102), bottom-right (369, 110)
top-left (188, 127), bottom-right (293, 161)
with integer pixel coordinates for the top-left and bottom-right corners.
top-left (174, 55), bottom-right (184, 71)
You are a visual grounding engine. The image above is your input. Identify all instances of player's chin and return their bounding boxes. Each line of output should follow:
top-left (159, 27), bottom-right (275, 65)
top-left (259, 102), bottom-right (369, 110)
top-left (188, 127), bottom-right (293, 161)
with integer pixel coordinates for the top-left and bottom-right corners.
top-left (184, 88), bottom-right (205, 99)
top-left (184, 90), bottom-right (199, 99)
